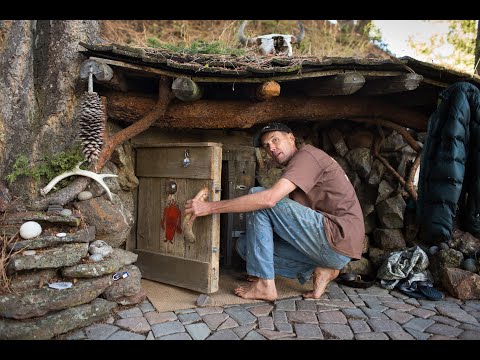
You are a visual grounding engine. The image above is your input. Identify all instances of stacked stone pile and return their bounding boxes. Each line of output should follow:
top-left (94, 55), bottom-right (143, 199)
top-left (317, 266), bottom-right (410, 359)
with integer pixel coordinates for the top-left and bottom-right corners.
top-left (0, 194), bottom-right (141, 339)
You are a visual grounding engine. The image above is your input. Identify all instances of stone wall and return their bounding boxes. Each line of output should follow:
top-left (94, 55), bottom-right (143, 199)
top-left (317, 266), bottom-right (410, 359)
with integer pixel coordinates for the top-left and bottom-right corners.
top-left (2, 120), bottom-right (480, 339)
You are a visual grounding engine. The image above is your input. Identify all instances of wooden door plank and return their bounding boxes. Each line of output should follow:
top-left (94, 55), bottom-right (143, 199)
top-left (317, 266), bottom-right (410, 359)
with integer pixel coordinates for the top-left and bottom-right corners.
top-left (135, 250), bottom-right (215, 293)
top-left (136, 147), bottom-right (214, 178)
top-left (135, 144), bottom-right (222, 294)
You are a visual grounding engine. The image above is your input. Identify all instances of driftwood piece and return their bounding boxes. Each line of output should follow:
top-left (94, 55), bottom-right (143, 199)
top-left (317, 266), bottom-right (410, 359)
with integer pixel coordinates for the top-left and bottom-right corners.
top-left (373, 135), bottom-right (418, 200)
top-left (182, 186), bottom-right (209, 243)
top-left (94, 76), bottom-right (174, 173)
top-left (406, 153), bottom-right (421, 201)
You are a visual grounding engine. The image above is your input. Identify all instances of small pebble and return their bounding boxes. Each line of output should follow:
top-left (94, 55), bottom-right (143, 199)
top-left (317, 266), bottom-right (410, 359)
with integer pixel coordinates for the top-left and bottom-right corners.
top-left (77, 191), bottom-right (93, 201)
top-left (23, 250), bottom-right (36, 256)
top-left (463, 258), bottom-right (478, 273)
top-left (60, 209), bottom-right (72, 217)
top-left (56, 232), bottom-right (67, 238)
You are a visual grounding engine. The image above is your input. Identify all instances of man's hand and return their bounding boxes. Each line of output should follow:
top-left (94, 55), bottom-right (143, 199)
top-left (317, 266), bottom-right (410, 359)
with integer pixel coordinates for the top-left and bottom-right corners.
top-left (184, 197), bottom-right (211, 223)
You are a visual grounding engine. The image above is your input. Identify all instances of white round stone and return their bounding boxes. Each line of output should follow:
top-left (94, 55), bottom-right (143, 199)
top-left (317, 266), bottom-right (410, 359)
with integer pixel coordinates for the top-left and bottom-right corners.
top-left (19, 221), bottom-right (42, 239)
top-left (77, 191), bottom-right (93, 201)
top-left (60, 209), bottom-right (72, 217)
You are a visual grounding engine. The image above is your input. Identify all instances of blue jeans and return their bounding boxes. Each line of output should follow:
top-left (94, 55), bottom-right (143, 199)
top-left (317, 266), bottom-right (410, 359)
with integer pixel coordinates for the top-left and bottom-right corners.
top-left (236, 187), bottom-right (351, 285)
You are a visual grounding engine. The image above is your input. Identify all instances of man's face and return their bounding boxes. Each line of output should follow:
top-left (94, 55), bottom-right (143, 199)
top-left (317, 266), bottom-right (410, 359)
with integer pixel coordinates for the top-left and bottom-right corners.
top-left (260, 130), bottom-right (297, 165)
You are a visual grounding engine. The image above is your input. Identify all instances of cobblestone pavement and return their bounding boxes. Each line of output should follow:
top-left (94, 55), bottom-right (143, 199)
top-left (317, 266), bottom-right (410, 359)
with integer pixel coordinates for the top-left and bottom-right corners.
top-left (56, 281), bottom-right (480, 340)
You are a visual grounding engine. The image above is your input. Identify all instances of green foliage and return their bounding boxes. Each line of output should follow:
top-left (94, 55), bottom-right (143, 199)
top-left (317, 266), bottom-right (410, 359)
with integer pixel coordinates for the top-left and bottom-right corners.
top-left (366, 23), bottom-right (392, 55)
top-left (407, 20), bottom-right (477, 73)
top-left (5, 147), bottom-right (86, 188)
top-left (147, 38), bottom-right (246, 56)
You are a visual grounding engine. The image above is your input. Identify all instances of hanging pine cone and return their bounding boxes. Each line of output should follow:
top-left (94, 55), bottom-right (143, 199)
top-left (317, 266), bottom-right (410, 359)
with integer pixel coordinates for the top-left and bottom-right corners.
top-left (77, 92), bottom-right (104, 163)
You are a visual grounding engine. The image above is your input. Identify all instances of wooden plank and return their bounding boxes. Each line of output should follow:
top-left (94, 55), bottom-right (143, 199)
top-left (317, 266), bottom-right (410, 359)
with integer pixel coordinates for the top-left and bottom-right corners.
top-left (136, 177), bottom-right (163, 252)
top-left (134, 142), bottom-right (221, 148)
top-left (357, 73), bottom-right (424, 96)
top-left (136, 147), bottom-right (214, 179)
top-left (134, 250), bottom-right (214, 293)
top-left (210, 146), bottom-right (222, 289)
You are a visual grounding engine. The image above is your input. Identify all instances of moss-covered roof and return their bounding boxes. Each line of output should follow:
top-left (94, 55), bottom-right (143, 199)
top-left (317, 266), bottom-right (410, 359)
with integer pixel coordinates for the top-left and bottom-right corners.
top-left (79, 42), bottom-right (480, 88)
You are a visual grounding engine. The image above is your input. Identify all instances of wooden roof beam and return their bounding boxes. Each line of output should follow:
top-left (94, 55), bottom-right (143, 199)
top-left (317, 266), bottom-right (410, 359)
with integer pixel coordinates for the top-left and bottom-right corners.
top-left (357, 73), bottom-right (423, 96)
top-left (104, 91), bottom-right (429, 131)
top-left (301, 73), bottom-right (365, 96)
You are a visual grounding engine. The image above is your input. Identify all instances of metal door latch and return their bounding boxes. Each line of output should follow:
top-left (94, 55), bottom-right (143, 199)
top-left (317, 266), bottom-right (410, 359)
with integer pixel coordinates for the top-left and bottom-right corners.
top-left (183, 149), bottom-right (191, 167)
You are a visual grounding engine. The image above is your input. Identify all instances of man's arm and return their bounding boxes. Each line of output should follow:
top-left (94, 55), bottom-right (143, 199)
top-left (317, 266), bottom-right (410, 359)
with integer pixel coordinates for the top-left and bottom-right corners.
top-left (184, 178), bottom-right (297, 221)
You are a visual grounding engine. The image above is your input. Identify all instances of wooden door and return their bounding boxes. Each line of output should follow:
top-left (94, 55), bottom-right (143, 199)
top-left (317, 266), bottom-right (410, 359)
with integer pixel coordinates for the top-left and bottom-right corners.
top-left (134, 143), bottom-right (222, 293)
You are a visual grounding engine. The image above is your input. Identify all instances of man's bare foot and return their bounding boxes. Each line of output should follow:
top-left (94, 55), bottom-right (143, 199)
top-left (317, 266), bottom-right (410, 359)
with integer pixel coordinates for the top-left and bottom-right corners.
top-left (239, 273), bottom-right (259, 282)
top-left (234, 278), bottom-right (278, 301)
top-left (302, 267), bottom-right (340, 299)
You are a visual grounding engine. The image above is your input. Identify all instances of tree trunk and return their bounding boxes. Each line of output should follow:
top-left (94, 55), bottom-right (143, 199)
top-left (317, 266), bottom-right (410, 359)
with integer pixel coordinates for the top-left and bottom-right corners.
top-left (0, 20), bottom-right (101, 203)
top-left (475, 20), bottom-right (480, 75)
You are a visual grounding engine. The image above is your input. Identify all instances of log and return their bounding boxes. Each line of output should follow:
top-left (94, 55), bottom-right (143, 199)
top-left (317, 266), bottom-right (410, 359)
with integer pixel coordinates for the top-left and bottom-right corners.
top-left (255, 81), bottom-right (280, 101)
top-left (172, 77), bottom-right (203, 102)
top-left (302, 73), bottom-right (365, 96)
top-left (357, 73), bottom-right (424, 96)
top-left (105, 91), bottom-right (429, 131)
top-left (182, 186), bottom-right (209, 243)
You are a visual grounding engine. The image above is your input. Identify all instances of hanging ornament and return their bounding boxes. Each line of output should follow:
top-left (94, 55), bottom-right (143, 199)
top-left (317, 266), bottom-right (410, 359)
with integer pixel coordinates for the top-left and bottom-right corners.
top-left (76, 66), bottom-right (104, 163)
top-left (161, 195), bottom-right (182, 243)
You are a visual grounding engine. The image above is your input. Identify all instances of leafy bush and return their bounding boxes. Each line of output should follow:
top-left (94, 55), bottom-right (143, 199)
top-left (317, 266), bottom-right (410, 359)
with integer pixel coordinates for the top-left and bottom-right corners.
top-left (6, 148), bottom-right (86, 188)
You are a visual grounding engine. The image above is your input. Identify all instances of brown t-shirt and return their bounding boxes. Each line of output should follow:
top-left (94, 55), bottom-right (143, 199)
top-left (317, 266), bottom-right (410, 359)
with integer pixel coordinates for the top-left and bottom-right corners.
top-left (281, 145), bottom-right (364, 259)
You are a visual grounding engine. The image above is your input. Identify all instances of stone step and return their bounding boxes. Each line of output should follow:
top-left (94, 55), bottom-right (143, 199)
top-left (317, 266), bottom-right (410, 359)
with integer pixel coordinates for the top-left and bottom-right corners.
top-left (2, 211), bottom-right (80, 227)
top-left (8, 226), bottom-right (95, 251)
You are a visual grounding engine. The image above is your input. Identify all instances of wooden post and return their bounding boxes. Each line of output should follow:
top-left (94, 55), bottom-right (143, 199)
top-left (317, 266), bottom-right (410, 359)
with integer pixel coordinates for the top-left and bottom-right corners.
top-left (172, 77), bottom-right (203, 101)
top-left (255, 81), bottom-right (280, 101)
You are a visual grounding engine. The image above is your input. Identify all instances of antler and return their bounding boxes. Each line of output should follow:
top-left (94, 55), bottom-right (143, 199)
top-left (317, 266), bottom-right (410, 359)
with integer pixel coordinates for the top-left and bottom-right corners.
top-left (237, 20), bottom-right (251, 46)
top-left (40, 161), bottom-right (118, 202)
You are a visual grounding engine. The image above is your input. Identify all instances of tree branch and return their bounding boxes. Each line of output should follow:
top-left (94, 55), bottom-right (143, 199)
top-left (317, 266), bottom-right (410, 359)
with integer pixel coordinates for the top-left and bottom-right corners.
top-left (93, 76), bottom-right (174, 172)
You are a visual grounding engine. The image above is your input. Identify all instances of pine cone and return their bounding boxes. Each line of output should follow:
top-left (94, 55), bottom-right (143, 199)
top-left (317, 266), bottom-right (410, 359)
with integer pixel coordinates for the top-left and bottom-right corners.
top-left (77, 92), bottom-right (104, 163)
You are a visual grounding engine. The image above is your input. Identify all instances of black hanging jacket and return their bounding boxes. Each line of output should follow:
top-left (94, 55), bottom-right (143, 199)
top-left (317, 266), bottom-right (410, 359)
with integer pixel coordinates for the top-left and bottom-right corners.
top-left (416, 82), bottom-right (480, 242)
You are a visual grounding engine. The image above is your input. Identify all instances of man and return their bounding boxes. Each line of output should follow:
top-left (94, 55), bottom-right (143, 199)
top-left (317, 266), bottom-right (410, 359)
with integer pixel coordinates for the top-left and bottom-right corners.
top-left (185, 122), bottom-right (365, 301)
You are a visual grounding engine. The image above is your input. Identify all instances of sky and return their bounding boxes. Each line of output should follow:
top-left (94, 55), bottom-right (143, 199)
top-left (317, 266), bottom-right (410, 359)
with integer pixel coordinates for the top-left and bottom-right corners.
top-left (372, 20), bottom-right (453, 58)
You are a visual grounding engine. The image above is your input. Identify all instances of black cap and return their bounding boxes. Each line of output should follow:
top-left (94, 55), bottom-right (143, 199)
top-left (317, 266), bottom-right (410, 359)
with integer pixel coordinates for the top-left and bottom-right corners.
top-left (253, 122), bottom-right (293, 148)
